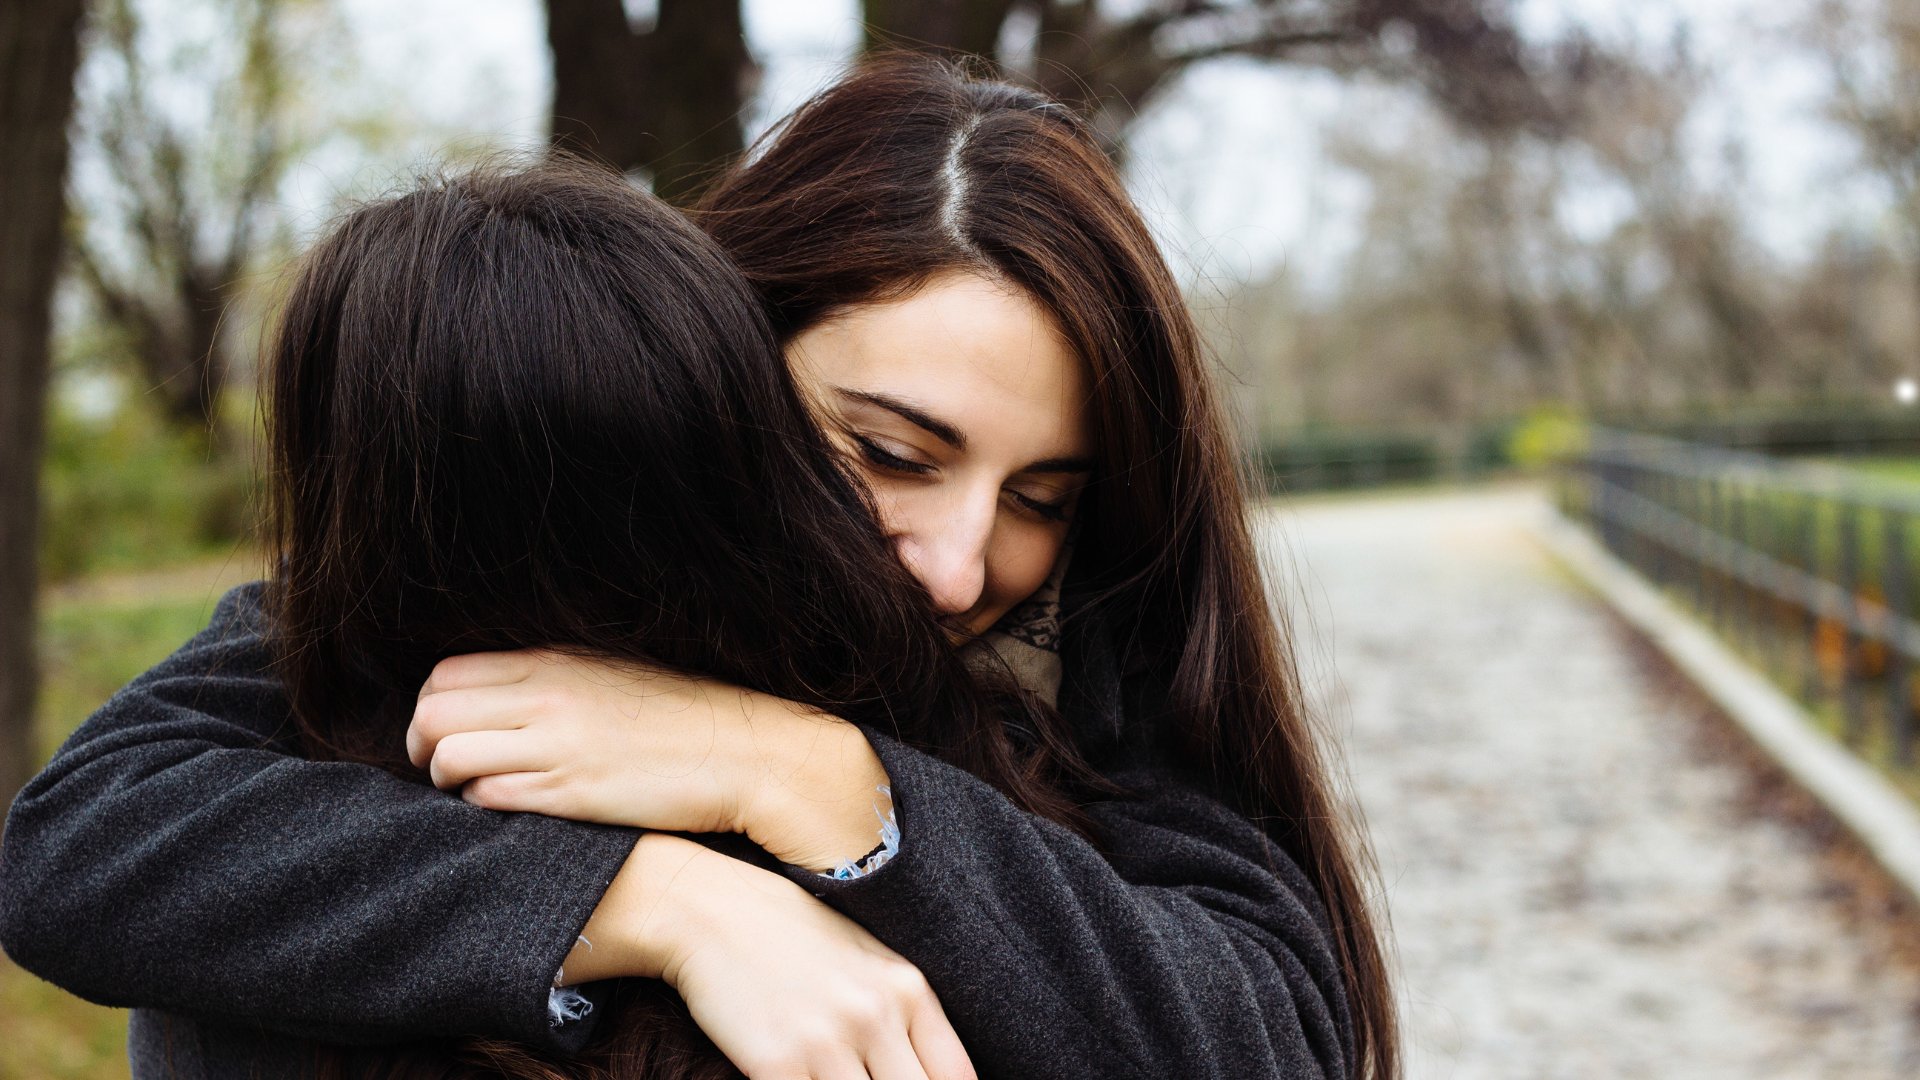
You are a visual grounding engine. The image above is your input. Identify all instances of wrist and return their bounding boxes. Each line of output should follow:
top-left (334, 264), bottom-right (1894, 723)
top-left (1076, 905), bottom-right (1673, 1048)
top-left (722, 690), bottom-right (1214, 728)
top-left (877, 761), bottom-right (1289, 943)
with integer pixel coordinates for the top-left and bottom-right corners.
top-left (562, 832), bottom-right (713, 984)
top-left (740, 716), bottom-right (893, 872)
top-left (649, 837), bottom-right (800, 989)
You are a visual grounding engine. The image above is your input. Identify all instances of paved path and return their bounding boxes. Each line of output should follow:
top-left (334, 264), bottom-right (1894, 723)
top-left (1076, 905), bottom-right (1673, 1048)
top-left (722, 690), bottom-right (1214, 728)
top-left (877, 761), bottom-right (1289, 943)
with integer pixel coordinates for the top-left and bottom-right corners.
top-left (1263, 483), bottom-right (1920, 1079)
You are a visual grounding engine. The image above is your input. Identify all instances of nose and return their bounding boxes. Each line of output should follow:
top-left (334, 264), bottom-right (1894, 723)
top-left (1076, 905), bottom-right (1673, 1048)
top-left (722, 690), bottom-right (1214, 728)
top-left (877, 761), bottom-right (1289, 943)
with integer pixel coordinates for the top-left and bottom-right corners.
top-left (893, 491), bottom-right (994, 618)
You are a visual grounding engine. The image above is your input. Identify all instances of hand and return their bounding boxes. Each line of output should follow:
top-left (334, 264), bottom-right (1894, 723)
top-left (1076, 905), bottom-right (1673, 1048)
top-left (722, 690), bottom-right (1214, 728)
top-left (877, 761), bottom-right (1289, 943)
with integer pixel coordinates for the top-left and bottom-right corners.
top-left (407, 649), bottom-right (895, 870)
top-left (407, 649), bottom-right (756, 836)
top-left (640, 834), bottom-right (977, 1080)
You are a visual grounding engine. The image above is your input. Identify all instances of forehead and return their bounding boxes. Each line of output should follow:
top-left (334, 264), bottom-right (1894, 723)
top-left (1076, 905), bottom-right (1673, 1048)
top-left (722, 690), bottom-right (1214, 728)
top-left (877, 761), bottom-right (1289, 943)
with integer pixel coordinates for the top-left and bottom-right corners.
top-left (787, 272), bottom-right (1093, 452)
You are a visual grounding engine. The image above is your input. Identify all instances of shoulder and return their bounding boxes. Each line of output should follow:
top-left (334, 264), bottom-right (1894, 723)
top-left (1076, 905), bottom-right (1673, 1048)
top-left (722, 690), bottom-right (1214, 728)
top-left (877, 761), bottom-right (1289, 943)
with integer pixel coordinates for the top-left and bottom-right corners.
top-left (209, 580), bottom-right (271, 634)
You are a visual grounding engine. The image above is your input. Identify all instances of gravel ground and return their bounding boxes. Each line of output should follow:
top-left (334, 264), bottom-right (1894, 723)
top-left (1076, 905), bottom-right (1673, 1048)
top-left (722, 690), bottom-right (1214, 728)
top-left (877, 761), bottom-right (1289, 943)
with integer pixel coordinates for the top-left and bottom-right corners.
top-left (1263, 483), bottom-right (1920, 1080)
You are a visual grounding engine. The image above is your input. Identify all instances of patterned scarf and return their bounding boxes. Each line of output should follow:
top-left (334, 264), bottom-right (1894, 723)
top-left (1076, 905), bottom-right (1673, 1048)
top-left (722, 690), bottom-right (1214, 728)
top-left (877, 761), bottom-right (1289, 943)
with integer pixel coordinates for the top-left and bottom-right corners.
top-left (957, 533), bottom-right (1072, 711)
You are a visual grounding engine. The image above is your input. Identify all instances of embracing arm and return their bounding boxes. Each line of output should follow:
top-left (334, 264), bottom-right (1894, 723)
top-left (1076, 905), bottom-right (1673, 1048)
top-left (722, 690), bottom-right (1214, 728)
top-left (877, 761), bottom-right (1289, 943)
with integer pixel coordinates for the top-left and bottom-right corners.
top-left (774, 726), bottom-right (1358, 1080)
top-left (0, 581), bottom-right (639, 1052)
top-left (395, 649), bottom-right (1358, 1078)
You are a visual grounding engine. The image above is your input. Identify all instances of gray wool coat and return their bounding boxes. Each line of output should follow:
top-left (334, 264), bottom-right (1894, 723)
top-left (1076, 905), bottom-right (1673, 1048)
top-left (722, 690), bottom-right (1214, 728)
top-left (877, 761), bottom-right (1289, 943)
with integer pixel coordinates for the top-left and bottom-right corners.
top-left (0, 582), bottom-right (1356, 1079)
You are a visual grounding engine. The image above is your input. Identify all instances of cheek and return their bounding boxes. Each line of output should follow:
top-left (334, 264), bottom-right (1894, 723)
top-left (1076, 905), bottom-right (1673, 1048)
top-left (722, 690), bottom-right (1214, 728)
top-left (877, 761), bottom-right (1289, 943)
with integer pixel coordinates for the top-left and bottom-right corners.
top-left (858, 474), bottom-right (920, 538)
top-left (985, 528), bottom-right (1065, 611)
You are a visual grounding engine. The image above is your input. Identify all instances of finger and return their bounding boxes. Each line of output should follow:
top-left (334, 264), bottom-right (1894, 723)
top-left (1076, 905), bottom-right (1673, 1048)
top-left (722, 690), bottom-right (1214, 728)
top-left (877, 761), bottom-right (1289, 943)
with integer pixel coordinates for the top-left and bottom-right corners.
top-left (407, 685), bottom-right (547, 769)
top-left (428, 729), bottom-right (550, 791)
top-left (807, 1050), bottom-right (873, 1080)
top-left (430, 729), bottom-right (548, 792)
top-left (419, 650), bottom-right (541, 699)
top-left (906, 1002), bottom-right (976, 1080)
top-left (460, 770), bottom-right (550, 812)
top-left (862, 1029), bottom-right (932, 1080)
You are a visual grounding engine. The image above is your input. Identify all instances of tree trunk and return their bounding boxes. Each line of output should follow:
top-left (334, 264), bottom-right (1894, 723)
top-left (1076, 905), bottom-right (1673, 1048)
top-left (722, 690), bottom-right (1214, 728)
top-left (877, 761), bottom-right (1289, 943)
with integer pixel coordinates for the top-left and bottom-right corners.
top-left (637, 0), bottom-right (755, 205)
top-left (148, 268), bottom-right (229, 434)
top-left (0, 0), bottom-right (87, 812)
top-left (546, 0), bottom-right (648, 172)
top-left (861, 0), bottom-right (1018, 62)
top-left (544, 0), bottom-right (753, 206)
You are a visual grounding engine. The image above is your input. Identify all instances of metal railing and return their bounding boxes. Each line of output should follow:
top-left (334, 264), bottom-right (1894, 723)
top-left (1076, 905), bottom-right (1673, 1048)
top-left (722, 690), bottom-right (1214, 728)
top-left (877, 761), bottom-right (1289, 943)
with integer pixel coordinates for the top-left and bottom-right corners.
top-left (1561, 428), bottom-right (1920, 777)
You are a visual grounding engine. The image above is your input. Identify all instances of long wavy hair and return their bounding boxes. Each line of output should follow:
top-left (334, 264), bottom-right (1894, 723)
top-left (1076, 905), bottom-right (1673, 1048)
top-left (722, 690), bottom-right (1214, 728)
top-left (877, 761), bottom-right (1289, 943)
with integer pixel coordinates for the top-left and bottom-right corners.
top-left (264, 158), bottom-right (1095, 1079)
top-left (692, 55), bottom-right (1400, 1080)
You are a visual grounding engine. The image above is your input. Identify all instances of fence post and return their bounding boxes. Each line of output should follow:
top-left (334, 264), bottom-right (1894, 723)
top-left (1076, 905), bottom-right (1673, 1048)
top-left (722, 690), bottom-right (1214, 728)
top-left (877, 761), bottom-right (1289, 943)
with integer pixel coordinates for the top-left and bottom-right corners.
top-left (1751, 481), bottom-right (1775, 670)
top-left (1801, 494), bottom-right (1823, 705)
top-left (1730, 479), bottom-right (1752, 657)
top-left (1597, 443), bottom-right (1617, 554)
top-left (1692, 469), bottom-right (1711, 616)
top-left (1840, 500), bottom-right (1863, 745)
top-left (1888, 509), bottom-right (1914, 766)
top-left (1706, 472), bottom-right (1726, 632)
top-left (1649, 469), bottom-right (1671, 588)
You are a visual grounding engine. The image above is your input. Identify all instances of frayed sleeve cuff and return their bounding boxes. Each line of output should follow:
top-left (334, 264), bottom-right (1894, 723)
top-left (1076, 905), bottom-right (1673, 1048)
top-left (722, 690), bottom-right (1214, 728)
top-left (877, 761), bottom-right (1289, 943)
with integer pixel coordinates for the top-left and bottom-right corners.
top-left (819, 785), bottom-right (898, 881)
top-left (548, 936), bottom-right (596, 1030)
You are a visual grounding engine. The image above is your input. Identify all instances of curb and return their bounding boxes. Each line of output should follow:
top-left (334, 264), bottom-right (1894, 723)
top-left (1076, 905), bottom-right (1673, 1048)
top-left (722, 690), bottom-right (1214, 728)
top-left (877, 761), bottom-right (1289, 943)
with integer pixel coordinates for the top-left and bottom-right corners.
top-left (1528, 501), bottom-right (1920, 913)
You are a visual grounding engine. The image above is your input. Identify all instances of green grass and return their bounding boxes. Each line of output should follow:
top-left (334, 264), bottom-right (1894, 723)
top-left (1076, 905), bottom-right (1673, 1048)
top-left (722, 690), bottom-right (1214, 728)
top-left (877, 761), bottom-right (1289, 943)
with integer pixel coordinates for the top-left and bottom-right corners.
top-left (0, 967), bottom-right (131, 1080)
top-left (35, 596), bottom-right (226, 763)
top-left (1828, 455), bottom-right (1920, 486)
top-left (5, 557), bottom-right (259, 1080)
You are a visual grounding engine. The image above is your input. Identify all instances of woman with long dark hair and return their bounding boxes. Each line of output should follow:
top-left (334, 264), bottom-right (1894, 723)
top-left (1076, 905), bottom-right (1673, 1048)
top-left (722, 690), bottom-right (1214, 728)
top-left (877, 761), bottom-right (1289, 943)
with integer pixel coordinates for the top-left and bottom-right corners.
top-left (239, 154), bottom-right (1004, 1079)
top-left (1, 57), bottom-right (1397, 1080)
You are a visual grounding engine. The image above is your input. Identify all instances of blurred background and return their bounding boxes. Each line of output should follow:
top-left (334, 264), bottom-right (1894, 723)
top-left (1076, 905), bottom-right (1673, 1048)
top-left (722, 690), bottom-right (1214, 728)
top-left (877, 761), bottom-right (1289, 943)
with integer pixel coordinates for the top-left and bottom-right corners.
top-left (5, 0), bottom-right (1920, 1076)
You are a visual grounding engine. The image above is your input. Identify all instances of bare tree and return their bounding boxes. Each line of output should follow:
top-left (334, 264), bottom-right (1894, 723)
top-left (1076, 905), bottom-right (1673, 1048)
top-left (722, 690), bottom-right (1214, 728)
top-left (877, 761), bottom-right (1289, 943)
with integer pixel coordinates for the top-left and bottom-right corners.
top-left (1, 0), bottom-right (88, 810)
top-left (1210, 30), bottom-right (1835, 440)
top-left (66, 0), bottom-right (298, 435)
top-left (544, 0), bottom-right (1572, 204)
top-left (1572, 38), bottom-right (1778, 400)
top-left (864, 0), bottom-right (1571, 153)
top-left (1813, 0), bottom-right (1920, 369)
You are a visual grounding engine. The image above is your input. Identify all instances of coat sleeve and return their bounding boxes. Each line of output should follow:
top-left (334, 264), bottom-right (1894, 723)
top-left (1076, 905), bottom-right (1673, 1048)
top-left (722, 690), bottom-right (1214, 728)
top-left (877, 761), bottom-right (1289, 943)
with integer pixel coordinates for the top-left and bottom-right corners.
top-left (777, 724), bottom-right (1358, 1080)
top-left (0, 581), bottom-right (641, 1053)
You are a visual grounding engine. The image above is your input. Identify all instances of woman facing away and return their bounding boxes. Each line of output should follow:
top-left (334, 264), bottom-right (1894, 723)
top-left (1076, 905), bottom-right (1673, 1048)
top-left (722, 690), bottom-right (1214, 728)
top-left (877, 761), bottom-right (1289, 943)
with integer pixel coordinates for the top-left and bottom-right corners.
top-left (170, 155), bottom-right (1000, 1080)
top-left (0, 56), bottom-right (1398, 1080)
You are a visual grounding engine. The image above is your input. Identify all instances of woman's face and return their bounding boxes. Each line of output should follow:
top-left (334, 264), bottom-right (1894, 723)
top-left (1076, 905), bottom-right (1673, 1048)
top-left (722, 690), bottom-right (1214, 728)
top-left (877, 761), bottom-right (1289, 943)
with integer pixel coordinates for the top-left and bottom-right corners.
top-left (786, 271), bottom-right (1094, 640)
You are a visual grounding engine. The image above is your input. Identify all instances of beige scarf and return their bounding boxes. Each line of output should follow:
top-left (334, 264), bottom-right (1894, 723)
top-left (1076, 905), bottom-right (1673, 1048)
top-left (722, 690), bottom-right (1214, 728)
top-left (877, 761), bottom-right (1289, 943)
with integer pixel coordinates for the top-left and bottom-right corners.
top-left (957, 534), bottom-right (1071, 710)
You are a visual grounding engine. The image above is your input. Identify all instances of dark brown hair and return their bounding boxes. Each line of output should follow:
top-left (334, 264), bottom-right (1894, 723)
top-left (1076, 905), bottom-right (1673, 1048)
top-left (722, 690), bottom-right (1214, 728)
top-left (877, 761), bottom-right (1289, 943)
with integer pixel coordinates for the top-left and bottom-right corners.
top-left (271, 155), bottom-right (952, 740)
top-left (694, 55), bottom-right (1400, 1080)
top-left (264, 158), bottom-right (1078, 1078)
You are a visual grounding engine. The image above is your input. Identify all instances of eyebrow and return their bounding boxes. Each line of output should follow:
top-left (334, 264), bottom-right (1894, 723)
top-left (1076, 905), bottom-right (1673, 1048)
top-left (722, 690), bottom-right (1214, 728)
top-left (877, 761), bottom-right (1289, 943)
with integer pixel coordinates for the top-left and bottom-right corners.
top-left (833, 388), bottom-right (966, 450)
top-left (1023, 455), bottom-right (1097, 476)
top-left (832, 386), bottom-right (1094, 475)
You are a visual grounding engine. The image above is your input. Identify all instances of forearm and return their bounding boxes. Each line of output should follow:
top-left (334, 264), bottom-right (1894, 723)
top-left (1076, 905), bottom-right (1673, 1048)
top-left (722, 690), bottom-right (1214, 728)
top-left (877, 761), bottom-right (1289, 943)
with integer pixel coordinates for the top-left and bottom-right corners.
top-left (3, 740), bottom-right (641, 1047)
top-left (560, 815), bottom-right (903, 982)
top-left (558, 831), bottom-right (719, 984)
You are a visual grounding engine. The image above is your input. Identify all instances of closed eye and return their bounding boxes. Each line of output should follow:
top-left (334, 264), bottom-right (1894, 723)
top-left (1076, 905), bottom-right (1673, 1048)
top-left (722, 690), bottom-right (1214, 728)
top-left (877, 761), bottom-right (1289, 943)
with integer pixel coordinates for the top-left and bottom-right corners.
top-left (852, 434), bottom-right (935, 476)
top-left (1009, 490), bottom-right (1073, 523)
